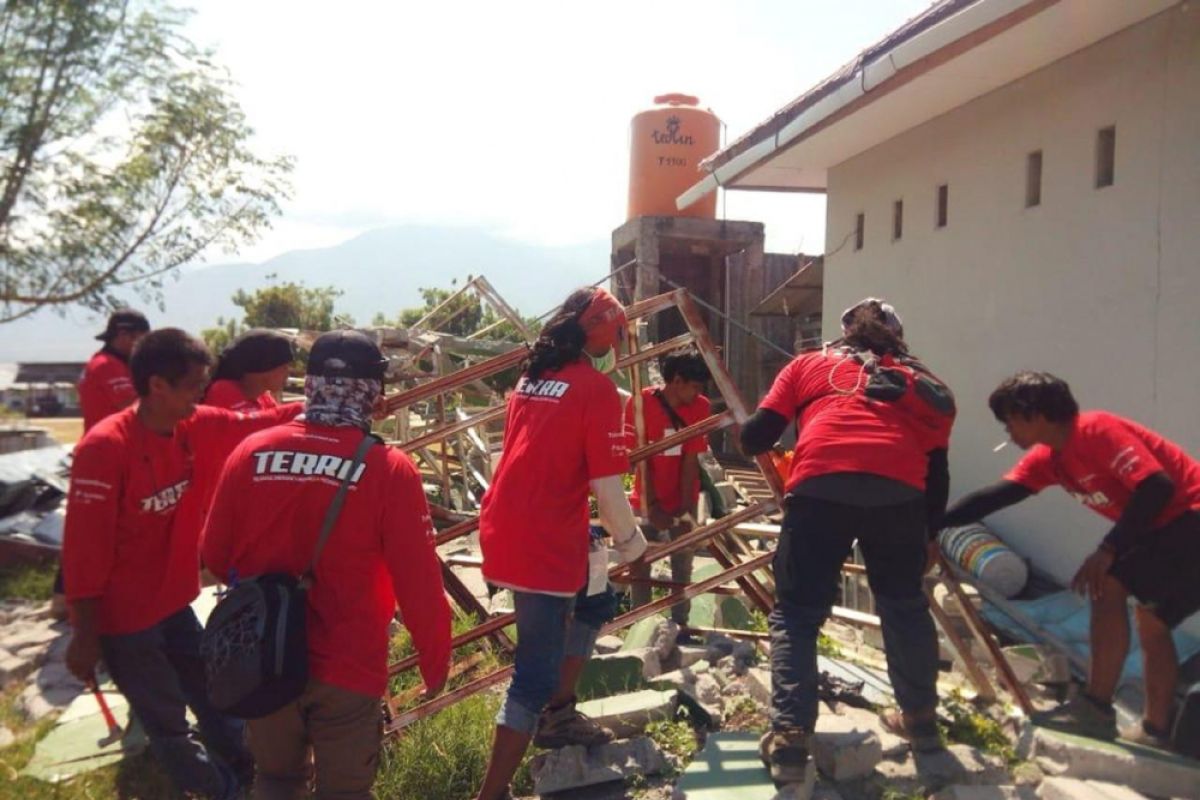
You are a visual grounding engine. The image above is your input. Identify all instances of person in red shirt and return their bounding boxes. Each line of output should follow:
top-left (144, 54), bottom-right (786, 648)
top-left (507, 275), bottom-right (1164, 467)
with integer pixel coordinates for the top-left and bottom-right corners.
top-left (740, 298), bottom-right (956, 783)
top-left (204, 329), bottom-right (294, 412)
top-left (475, 287), bottom-right (647, 800)
top-left (943, 371), bottom-right (1200, 747)
top-left (202, 330), bottom-right (451, 799)
top-left (174, 329), bottom-right (296, 559)
top-left (78, 308), bottom-right (150, 431)
top-left (626, 348), bottom-right (712, 629)
top-left (62, 328), bottom-right (302, 800)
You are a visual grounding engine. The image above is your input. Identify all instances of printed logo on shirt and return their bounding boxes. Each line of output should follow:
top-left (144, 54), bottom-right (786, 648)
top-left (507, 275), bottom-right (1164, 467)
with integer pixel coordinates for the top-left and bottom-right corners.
top-left (515, 377), bottom-right (570, 401)
top-left (1068, 489), bottom-right (1112, 510)
top-left (70, 477), bottom-right (113, 505)
top-left (251, 450), bottom-right (367, 483)
top-left (1110, 447), bottom-right (1141, 479)
top-left (141, 479), bottom-right (190, 513)
top-left (660, 427), bottom-right (682, 457)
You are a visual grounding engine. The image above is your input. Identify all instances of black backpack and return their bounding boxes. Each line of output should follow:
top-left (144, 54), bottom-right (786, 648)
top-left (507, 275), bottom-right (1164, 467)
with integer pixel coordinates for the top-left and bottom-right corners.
top-left (201, 434), bottom-right (375, 719)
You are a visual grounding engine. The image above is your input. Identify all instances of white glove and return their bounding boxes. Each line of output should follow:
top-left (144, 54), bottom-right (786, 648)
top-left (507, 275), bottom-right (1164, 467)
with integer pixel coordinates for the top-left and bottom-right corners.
top-left (611, 527), bottom-right (648, 565)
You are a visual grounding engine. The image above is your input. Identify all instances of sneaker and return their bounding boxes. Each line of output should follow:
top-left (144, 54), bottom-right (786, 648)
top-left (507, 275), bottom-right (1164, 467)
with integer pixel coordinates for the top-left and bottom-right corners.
top-left (1032, 692), bottom-right (1117, 741)
top-left (759, 726), bottom-right (812, 785)
top-left (1119, 720), bottom-right (1173, 751)
top-left (532, 699), bottom-right (614, 749)
top-left (880, 707), bottom-right (943, 753)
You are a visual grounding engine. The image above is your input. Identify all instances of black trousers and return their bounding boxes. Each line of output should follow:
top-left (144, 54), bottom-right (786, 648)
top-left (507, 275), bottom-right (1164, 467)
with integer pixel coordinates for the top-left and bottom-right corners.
top-left (769, 495), bottom-right (939, 730)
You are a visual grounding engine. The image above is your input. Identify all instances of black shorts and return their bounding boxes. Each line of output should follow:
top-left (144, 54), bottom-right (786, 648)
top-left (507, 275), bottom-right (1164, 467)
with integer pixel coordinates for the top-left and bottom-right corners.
top-left (1110, 510), bottom-right (1200, 628)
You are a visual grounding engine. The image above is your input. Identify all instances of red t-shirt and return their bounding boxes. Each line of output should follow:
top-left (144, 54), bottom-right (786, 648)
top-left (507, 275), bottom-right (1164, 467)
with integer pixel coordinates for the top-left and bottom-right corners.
top-left (174, 379), bottom-right (283, 551)
top-left (204, 379), bottom-right (279, 413)
top-left (78, 350), bottom-right (136, 432)
top-left (480, 361), bottom-right (630, 595)
top-left (63, 403), bottom-right (302, 635)
top-left (1006, 410), bottom-right (1200, 527)
top-left (201, 422), bottom-right (451, 697)
top-left (625, 388), bottom-right (710, 515)
top-left (759, 350), bottom-right (955, 493)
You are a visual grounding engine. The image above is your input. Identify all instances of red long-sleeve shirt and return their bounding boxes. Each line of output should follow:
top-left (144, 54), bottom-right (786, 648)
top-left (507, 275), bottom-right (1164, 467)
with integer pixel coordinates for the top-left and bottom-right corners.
top-left (201, 422), bottom-right (451, 697)
top-left (63, 403), bottom-right (302, 635)
top-left (78, 350), bottom-right (137, 432)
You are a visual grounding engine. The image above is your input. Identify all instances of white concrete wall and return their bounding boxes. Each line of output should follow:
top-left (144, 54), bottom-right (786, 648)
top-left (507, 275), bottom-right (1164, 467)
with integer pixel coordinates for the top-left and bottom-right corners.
top-left (821, 5), bottom-right (1200, 631)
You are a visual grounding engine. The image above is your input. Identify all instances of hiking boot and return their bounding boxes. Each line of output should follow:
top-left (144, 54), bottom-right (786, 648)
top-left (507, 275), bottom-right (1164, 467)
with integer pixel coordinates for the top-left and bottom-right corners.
top-left (880, 707), bottom-right (944, 753)
top-left (533, 699), bottom-right (614, 749)
top-left (759, 726), bottom-right (813, 786)
top-left (1119, 720), bottom-right (1173, 751)
top-left (1033, 692), bottom-right (1117, 741)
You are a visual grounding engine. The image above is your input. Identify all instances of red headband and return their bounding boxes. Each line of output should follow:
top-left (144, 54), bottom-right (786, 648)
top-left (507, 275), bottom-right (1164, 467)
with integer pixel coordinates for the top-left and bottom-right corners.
top-left (578, 288), bottom-right (626, 351)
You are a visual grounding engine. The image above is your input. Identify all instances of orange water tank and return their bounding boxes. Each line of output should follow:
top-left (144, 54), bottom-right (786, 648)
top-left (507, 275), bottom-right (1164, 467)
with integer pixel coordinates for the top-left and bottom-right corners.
top-left (628, 94), bottom-right (720, 220)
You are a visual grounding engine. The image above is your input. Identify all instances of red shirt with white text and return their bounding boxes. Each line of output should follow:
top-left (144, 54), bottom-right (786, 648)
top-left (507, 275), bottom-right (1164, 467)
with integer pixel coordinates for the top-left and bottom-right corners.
top-left (63, 403), bottom-right (301, 635)
top-left (202, 422), bottom-right (451, 696)
top-left (1006, 410), bottom-right (1200, 527)
top-left (480, 361), bottom-right (629, 595)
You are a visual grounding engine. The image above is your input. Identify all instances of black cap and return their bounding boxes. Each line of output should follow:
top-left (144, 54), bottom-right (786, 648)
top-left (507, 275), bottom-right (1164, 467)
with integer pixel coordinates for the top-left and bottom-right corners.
top-left (306, 330), bottom-right (388, 380)
top-left (95, 309), bottom-right (150, 341)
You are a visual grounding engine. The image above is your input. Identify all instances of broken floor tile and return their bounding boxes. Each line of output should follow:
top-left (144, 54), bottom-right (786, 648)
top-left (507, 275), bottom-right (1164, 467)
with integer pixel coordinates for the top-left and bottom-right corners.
top-left (576, 689), bottom-right (677, 739)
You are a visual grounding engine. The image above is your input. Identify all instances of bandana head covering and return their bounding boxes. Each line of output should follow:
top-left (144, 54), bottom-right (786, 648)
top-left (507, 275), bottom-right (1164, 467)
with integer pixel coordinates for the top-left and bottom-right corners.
top-left (840, 297), bottom-right (904, 339)
top-left (578, 288), bottom-right (627, 353)
top-left (304, 375), bottom-right (380, 430)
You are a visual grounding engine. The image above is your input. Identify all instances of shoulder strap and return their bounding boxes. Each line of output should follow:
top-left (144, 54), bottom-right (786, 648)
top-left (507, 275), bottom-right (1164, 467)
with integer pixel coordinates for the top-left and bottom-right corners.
top-left (302, 433), bottom-right (377, 585)
top-left (652, 389), bottom-right (688, 431)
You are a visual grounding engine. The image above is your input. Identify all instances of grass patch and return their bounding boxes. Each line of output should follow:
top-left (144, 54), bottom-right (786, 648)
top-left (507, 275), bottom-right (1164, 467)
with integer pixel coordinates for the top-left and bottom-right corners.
top-left (939, 690), bottom-right (1016, 763)
top-left (645, 718), bottom-right (698, 762)
top-left (0, 562), bottom-right (56, 603)
top-left (375, 693), bottom-right (533, 800)
top-left (817, 631), bottom-right (843, 658)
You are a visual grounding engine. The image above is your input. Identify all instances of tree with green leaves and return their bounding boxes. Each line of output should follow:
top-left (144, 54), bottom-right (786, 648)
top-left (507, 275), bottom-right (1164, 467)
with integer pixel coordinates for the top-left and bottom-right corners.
top-left (202, 280), bottom-right (344, 353)
top-left (0, 0), bottom-right (293, 323)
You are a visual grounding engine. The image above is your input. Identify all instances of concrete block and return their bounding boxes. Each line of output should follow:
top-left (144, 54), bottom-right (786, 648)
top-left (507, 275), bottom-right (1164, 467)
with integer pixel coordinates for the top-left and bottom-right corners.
top-left (2, 621), bottom-right (62, 654)
top-left (1032, 727), bottom-right (1200, 799)
top-left (933, 787), bottom-right (1035, 800)
top-left (745, 666), bottom-right (771, 706)
top-left (692, 674), bottom-right (724, 710)
top-left (1037, 776), bottom-right (1152, 800)
top-left (594, 635), bottom-right (625, 655)
top-left (622, 615), bottom-right (666, 652)
top-left (875, 744), bottom-right (1009, 790)
top-left (816, 705), bottom-right (906, 759)
top-left (0, 651), bottom-right (36, 685)
top-left (0, 725), bottom-right (14, 748)
top-left (576, 689), bottom-right (677, 739)
top-left (811, 723), bottom-right (881, 781)
top-left (530, 736), bottom-right (668, 795)
top-left (678, 645), bottom-right (709, 668)
top-left (651, 619), bottom-right (681, 661)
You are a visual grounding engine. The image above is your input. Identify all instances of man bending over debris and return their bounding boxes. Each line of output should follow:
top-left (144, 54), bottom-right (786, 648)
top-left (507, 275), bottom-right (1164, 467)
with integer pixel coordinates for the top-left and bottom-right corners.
top-left (475, 287), bottom-right (647, 800)
top-left (626, 347), bottom-right (712, 633)
top-left (943, 371), bottom-right (1200, 748)
top-left (203, 330), bottom-right (451, 799)
top-left (741, 298), bottom-right (956, 789)
top-left (63, 328), bottom-right (303, 800)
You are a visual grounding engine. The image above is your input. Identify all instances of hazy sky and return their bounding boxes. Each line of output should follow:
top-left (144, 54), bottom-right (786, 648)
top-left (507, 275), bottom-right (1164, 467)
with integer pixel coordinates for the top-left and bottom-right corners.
top-left (185, 0), bottom-right (933, 262)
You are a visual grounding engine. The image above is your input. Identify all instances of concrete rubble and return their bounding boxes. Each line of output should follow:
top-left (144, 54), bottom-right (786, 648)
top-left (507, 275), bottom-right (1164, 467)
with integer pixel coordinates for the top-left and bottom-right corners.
top-left (530, 736), bottom-right (670, 796)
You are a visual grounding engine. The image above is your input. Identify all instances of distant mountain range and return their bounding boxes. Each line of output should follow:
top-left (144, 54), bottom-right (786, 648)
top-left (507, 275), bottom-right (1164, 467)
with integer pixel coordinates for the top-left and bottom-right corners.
top-left (0, 225), bottom-right (610, 362)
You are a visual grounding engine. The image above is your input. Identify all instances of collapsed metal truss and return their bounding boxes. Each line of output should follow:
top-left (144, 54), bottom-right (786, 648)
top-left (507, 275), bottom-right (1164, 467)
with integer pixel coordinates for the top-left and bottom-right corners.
top-left (380, 287), bottom-right (787, 733)
top-left (374, 283), bottom-right (1033, 733)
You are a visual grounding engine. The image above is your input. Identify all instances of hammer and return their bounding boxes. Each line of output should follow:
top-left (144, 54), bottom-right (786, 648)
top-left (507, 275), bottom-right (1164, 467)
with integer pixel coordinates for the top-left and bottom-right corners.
top-left (88, 679), bottom-right (123, 747)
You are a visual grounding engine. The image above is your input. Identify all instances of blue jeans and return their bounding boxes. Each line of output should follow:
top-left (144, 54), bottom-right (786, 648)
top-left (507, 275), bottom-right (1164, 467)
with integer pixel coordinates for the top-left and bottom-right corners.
top-left (101, 606), bottom-right (250, 799)
top-left (495, 587), bottom-right (609, 734)
top-left (770, 496), bottom-right (939, 731)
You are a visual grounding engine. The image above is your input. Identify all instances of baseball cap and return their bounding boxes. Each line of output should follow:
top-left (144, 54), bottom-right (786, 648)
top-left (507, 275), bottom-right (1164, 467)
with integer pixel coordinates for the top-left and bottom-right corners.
top-left (306, 330), bottom-right (388, 380)
top-left (95, 309), bottom-right (150, 341)
top-left (840, 297), bottom-right (903, 338)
